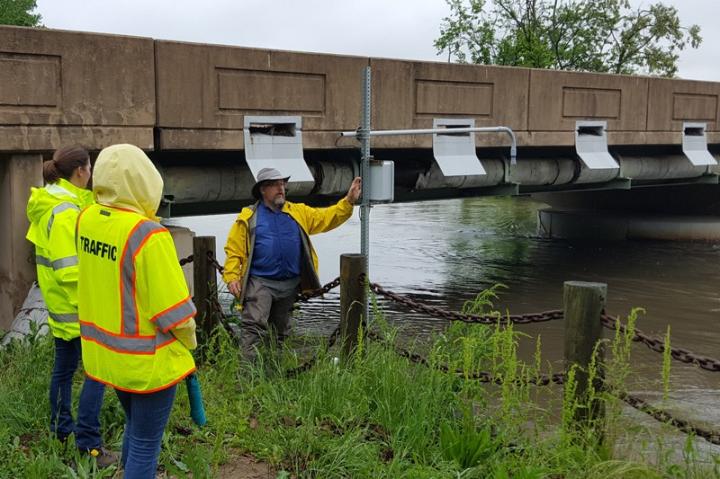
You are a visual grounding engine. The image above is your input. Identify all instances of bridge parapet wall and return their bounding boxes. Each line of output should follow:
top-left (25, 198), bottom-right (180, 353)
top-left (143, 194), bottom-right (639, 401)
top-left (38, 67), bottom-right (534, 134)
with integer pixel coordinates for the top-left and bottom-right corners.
top-left (0, 26), bottom-right (155, 152)
top-left (0, 25), bottom-right (719, 153)
top-left (155, 40), bottom-right (368, 150)
top-left (368, 59), bottom-right (529, 148)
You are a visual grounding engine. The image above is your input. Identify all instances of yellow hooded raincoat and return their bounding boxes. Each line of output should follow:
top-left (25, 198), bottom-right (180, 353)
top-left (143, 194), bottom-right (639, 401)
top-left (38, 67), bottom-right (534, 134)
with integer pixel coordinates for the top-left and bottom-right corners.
top-left (77, 144), bottom-right (197, 393)
top-left (26, 178), bottom-right (94, 340)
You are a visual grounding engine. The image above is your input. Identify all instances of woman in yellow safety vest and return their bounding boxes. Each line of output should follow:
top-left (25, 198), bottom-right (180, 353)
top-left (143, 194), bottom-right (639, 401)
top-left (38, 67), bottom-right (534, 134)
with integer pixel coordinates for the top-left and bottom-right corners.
top-left (26, 146), bottom-right (117, 465)
top-left (77, 143), bottom-right (197, 478)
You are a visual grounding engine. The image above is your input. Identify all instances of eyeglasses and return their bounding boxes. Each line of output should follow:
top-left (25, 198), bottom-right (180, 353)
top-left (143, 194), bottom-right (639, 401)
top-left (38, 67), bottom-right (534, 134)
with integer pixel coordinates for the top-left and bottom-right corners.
top-left (264, 180), bottom-right (287, 188)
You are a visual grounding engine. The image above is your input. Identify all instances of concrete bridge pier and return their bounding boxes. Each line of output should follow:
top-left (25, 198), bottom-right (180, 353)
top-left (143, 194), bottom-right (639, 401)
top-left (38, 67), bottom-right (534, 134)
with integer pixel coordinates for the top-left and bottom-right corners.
top-left (0, 154), bottom-right (43, 331)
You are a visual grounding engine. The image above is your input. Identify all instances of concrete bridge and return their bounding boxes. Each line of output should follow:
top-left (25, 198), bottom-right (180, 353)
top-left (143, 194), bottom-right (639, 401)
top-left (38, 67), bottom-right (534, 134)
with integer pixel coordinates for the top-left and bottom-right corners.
top-left (2, 24), bottom-right (720, 329)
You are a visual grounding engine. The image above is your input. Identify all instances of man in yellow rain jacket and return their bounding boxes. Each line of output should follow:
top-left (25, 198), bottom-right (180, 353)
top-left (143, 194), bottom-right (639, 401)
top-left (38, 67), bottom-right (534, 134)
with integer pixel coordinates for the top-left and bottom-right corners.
top-left (77, 144), bottom-right (197, 478)
top-left (223, 167), bottom-right (361, 360)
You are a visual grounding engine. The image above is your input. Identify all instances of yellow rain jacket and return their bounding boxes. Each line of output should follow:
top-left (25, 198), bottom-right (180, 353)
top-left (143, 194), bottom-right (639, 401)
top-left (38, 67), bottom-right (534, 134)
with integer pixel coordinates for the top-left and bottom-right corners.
top-left (223, 198), bottom-right (354, 304)
top-left (26, 178), bottom-right (94, 340)
top-left (78, 144), bottom-right (196, 393)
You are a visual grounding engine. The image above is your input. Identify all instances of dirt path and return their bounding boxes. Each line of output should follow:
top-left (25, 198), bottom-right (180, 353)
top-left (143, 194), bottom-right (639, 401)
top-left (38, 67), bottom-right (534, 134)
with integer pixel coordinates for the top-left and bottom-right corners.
top-left (215, 454), bottom-right (276, 479)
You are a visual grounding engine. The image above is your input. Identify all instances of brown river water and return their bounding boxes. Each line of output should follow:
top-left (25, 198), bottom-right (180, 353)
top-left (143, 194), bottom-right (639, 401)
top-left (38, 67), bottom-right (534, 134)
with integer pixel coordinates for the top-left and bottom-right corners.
top-left (172, 196), bottom-right (720, 460)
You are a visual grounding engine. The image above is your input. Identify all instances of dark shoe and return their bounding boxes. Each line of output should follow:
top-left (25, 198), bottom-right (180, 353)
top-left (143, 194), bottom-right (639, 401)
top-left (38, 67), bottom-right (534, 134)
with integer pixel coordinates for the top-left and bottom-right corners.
top-left (84, 447), bottom-right (119, 469)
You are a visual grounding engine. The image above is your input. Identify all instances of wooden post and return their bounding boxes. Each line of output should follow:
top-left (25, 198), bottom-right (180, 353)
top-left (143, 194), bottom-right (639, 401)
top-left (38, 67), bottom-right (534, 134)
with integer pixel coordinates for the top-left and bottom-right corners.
top-left (193, 236), bottom-right (218, 347)
top-left (339, 253), bottom-right (366, 360)
top-left (563, 281), bottom-right (606, 431)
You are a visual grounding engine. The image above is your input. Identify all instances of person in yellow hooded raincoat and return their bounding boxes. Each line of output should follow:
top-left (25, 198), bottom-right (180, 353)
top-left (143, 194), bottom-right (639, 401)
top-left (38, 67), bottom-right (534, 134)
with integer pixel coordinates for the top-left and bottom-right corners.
top-left (77, 144), bottom-right (197, 478)
top-left (223, 167), bottom-right (361, 360)
top-left (26, 146), bottom-right (117, 466)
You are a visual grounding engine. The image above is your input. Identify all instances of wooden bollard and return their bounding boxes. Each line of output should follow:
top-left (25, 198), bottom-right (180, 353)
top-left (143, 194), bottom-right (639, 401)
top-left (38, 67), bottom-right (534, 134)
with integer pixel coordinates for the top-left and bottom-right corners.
top-left (563, 281), bottom-right (606, 430)
top-left (192, 236), bottom-right (219, 346)
top-left (339, 254), bottom-right (367, 360)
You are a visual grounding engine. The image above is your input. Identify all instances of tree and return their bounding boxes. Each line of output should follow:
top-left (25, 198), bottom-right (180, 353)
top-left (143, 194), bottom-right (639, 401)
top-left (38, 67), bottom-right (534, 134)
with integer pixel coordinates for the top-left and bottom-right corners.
top-left (0, 0), bottom-right (42, 27)
top-left (435, 0), bottom-right (701, 77)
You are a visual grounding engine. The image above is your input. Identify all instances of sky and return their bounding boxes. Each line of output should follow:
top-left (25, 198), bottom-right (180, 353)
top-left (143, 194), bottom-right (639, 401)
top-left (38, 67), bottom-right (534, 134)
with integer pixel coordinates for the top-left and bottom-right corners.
top-left (34, 0), bottom-right (720, 81)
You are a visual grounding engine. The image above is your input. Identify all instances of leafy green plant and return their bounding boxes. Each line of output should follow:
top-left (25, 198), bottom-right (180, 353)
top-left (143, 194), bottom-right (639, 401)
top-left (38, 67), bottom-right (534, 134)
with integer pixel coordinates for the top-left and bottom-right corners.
top-left (439, 408), bottom-right (498, 469)
top-left (461, 283), bottom-right (506, 316)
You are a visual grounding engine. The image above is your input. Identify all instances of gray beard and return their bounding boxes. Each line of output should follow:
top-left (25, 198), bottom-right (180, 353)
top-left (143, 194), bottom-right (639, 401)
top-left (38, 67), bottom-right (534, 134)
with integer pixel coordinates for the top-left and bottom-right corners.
top-left (273, 197), bottom-right (285, 209)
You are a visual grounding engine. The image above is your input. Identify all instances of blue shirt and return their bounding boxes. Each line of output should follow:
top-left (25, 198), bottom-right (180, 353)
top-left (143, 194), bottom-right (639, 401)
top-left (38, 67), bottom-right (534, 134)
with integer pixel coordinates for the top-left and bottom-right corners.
top-left (249, 203), bottom-right (302, 280)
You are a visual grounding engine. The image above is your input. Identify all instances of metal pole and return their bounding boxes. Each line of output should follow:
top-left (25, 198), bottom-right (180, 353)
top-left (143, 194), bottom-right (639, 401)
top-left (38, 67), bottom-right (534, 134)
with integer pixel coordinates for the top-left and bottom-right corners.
top-left (341, 126), bottom-right (517, 165)
top-left (359, 66), bottom-right (371, 324)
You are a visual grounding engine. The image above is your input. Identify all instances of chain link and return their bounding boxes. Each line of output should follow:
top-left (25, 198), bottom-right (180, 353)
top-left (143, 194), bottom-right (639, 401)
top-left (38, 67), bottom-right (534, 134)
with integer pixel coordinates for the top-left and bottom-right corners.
top-left (601, 314), bottom-right (720, 373)
top-left (296, 277), bottom-right (341, 302)
top-left (206, 250), bottom-right (224, 274)
top-left (366, 330), bottom-right (565, 385)
top-left (178, 254), bottom-right (194, 266)
top-left (612, 389), bottom-right (720, 445)
top-left (368, 282), bottom-right (563, 325)
top-left (178, 261), bottom-right (720, 374)
top-left (286, 325), bottom-right (341, 377)
top-left (198, 249), bottom-right (338, 303)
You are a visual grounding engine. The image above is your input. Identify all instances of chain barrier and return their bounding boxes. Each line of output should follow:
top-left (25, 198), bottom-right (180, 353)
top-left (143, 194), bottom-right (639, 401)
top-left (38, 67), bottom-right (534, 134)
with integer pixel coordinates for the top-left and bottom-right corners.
top-left (296, 277), bottom-right (341, 302)
top-left (178, 254), bottom-right (194, 266)
top-left (368, 282), bottom-right (563, 325)
top-left (206, 250), bottom-right (224, 274)
top-left (175, 256), bottom-right (720, 443)
top-left (180, 262), bottom-right (720, 373)
top-left (366, 330), bottom-right (565, 385)
top-left (286, 325), bottom-right (341, 378)
top-left (198, 250), bottom-right (340, 303)
top-left (367, 329), bottom-right (720, 445)
top-left (601, 314), bottom-right (720, 373)
top-left (368, 281), bottom-right (720, 372)
top-left (612, 389), bottom-right (720, 445)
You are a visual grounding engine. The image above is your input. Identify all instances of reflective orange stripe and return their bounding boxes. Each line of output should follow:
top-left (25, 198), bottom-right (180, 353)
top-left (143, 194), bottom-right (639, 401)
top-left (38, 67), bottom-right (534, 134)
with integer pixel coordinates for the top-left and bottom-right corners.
top-left (151, 296), bottom-right (196, 333)
top-left (80, 321), bottom-right (174, 354)
top-left (81, 219), bottom-right (195, 353)
top-left (119, 221), bottom-right (165, 336)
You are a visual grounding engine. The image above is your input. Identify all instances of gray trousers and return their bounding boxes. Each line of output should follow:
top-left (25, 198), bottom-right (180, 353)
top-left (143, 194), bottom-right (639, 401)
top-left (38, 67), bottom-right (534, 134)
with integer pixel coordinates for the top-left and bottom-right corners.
top-left (240, 276), bottom-right (299, 361)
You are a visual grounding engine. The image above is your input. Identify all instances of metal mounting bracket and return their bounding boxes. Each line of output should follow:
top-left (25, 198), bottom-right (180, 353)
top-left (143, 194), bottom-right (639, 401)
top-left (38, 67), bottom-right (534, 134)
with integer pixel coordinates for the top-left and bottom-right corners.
top-left (575, 121), bottom-right (619, 170)
top-left (432, 118), bottom-right (486, 176)
top-left (243, 115), bottom-right (315, 185)
top-left (682, 122), bottom-right (717, 166)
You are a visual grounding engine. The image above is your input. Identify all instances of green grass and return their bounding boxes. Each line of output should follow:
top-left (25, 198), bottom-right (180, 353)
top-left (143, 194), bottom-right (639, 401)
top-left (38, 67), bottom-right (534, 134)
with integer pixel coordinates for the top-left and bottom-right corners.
top-left (0, 294), bottom-right (718, 478)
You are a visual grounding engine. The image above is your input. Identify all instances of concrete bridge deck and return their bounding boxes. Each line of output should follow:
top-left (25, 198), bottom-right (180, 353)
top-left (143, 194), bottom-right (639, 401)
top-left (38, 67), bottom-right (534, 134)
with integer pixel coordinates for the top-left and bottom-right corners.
top-left (2, 24), bottom-right (720, 329)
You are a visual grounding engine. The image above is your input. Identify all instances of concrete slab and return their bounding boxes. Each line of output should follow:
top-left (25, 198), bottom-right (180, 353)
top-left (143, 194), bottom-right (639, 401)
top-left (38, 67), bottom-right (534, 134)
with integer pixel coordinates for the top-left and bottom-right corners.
top-left (0, 126), bottom-right (153, 152)
top-left (647, 78), bottom-right (720, 132)
top-left (155, 40), bottom-right (368, 149)
top-left (370, 59), bottom-right (529, 148)
top-left (0, 26), bottom-right (155, 136)
top-left (528, 69), bottom-right (648, 133)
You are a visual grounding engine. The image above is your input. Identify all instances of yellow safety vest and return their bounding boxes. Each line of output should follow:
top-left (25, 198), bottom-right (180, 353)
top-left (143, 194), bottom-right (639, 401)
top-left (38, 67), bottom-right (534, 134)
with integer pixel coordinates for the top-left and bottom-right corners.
top-left (26, 178), bottom-right (94, 340)
top-left (77, 204), bottom-right (196, 393)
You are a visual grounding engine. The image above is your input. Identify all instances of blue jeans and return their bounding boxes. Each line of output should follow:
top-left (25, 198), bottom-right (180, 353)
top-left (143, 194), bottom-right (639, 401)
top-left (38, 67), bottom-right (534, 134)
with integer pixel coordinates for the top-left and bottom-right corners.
top-left (49, 337), bottom-right (105, 450)
top-left (116, 385), bottom-right (177, 479)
